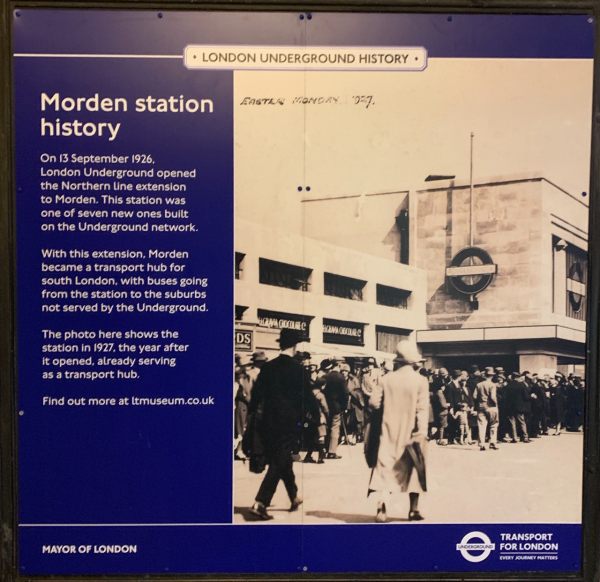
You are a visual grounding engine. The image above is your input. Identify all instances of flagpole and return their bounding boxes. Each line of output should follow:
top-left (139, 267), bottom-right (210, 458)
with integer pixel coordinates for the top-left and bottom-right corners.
top-left (469, 131), bottom-right (475, 248)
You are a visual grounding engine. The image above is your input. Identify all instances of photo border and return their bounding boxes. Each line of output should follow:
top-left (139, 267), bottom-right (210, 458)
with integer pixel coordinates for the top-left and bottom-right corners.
top-left (1, 1), bottom-right (599, 580)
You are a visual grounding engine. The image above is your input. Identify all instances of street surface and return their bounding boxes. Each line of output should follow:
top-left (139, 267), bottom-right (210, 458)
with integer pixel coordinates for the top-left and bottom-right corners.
top-left (234, 432), bottom-right (583, 524)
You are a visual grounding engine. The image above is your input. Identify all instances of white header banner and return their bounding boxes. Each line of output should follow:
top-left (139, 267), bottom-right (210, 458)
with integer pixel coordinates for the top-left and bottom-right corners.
top-left (184, 45), bottom-right (427, 71)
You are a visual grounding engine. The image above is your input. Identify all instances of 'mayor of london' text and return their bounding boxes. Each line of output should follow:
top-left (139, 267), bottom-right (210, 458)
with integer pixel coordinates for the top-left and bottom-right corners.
top-left (42, 545), bottom-right (138, 554)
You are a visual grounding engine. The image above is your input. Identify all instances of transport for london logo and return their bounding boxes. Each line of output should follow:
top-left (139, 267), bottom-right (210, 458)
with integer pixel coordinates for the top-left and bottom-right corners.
top-left (456, 531), bottom-right (496, 563)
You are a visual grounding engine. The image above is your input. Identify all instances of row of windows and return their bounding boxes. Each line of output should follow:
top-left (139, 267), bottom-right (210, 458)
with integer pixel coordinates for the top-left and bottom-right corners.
top-left (235, 306), bottom-right (410, 350)
top-left (236, 254), bottom-right (411, 309)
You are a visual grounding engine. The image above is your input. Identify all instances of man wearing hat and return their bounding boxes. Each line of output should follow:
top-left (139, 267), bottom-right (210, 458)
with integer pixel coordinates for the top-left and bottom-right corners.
top-left (361, 357), bottom-right (380, 399)
top-left (248, 328), bottom-right (312, 520)
top-left (246, 350), bottom-right (268, 383)
top-left (473, 366), bottom-right (500, 451)
top-left (234, 355), bottom-right (254, 460)
top-left (466, 365), bottom-right (482, 442)
top-left (234, 352), bottom-right (268, 460)
top-left (303, 363), bottom-right (329, 464)
top-left (347, 364), bottom-right (366, 444)
top-left (504, 371), bottom-right (531, 443)
top-left (529, 372), bottom-right (547, 438)
top-left (447, 370), bottom-right (472, 445)
top-left (324, 360), bottom-right (348, 459)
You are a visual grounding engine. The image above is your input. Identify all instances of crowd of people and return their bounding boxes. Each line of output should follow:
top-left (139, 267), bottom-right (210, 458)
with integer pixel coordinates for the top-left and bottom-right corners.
top-left (234, 332), bottom-right (585, 521)
top-left (427, 365), bottom-right (585, 449)
top-left (235, 351), bottom-right (585, 461)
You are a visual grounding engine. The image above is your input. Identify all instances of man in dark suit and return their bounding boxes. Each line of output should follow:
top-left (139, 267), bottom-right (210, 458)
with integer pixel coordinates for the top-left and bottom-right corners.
top-left (248, 328), bottom-right (313, 520)
top-left (466, 365), bottom-right (482, 442)
top-left (324, 360), bottom-right (349, 459)
top-left (446, 369), bottom-right (466, 443)
top-left (505, 371), bottom-right (532, 443)
top-left (522, 371), bottom-right (535, 434)
top-left (529, 373), bottom-right (547, 437)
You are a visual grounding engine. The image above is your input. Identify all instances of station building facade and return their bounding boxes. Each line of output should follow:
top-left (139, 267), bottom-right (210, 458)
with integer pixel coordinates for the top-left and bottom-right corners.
top-left (236, 175), bottom-right (588, 374)
top-left (234, 218), bottom-right (427, 359)
top-left (414, 176), bottom-right (587, 373)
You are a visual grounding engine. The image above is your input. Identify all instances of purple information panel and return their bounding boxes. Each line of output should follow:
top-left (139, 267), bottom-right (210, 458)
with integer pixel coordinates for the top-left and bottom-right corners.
top-left (12, 9), bottom-right (593, 576)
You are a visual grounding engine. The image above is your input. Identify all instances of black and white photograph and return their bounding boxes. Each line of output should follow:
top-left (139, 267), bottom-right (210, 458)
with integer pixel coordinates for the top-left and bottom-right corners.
top-left (233, 57), bottom-right (591, 525)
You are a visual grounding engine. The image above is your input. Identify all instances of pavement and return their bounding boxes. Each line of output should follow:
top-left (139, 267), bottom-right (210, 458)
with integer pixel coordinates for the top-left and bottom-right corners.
top-left (234, 432), bottom-right (583, 525)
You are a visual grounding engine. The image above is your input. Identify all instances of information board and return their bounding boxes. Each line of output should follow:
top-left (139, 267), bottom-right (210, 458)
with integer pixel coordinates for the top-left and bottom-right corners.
top-left (11, 9), bottom-right (595, 577)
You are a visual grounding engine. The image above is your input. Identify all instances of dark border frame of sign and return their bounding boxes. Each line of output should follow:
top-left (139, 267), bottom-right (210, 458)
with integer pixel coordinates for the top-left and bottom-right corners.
top-left (0, 1), bottom-right (599, 581)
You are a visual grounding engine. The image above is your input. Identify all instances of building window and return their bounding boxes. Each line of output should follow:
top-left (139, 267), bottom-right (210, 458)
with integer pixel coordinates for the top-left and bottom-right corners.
top-left (324, 273), bottom-right (366, 301)
top-left (376, 325), bottom-right (411, 353)
top-left (235, 305), bottom-right (248, 321)
top-left (259, 258), bottom-right (312, 291)
top-left (376, 284), bottom-right (411, 309)
top-left (566, 245), bottom-right (587, 321)
top-left (395, 209), bottom-right (409, 265)
top-left (235, 252), bottom-right (246, 280)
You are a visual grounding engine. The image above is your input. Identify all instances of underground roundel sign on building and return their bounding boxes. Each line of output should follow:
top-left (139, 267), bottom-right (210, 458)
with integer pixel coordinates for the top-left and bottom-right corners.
top-left (567, 260), bottom-right (586, 313)
top-left (446, 247), bottom-right (498, 303)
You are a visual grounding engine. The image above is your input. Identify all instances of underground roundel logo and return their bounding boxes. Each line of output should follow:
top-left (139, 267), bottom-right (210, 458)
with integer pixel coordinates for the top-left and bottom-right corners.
top-left (456, 531), bottom-right (496, 563)
top-left (446, 247), bottom-right (497, 298)
top-left (567, 261), bottom-right (586, 313)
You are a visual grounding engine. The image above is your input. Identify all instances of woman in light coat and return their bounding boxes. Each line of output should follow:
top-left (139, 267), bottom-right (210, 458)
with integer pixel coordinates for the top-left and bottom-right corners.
top-left (368, 340), bottom-right (429, 522)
